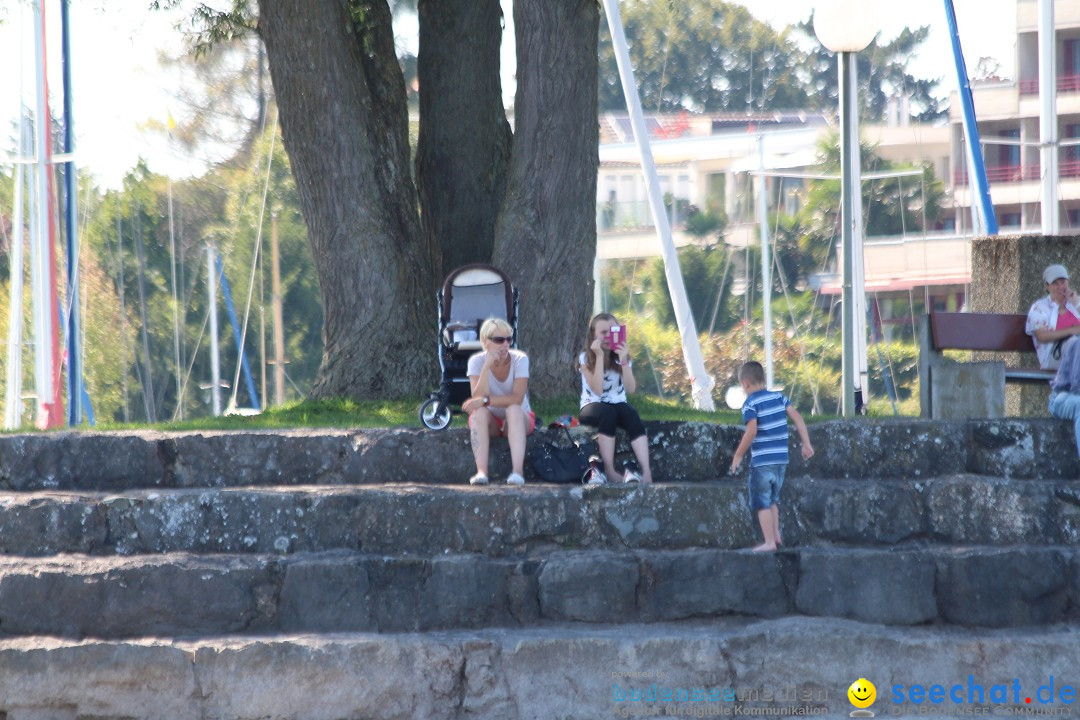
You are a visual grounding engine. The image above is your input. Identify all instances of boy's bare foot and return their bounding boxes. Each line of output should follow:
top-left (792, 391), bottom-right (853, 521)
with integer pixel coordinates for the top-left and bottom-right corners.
top-left (752, 542), bottom-right (777, 553)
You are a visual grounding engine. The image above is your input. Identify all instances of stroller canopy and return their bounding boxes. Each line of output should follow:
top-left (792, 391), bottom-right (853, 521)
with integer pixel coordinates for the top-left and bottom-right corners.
top-left (441, 264), bottom-right (516, 329)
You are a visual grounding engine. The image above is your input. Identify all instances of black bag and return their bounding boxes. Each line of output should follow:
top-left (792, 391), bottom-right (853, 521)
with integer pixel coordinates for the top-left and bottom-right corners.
top-left (529, 427), bottom-right (592, 484)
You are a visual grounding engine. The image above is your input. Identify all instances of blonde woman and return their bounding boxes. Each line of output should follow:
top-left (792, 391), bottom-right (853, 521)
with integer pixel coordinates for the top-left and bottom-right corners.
top-left (462, 318), bottom-right (535, 485)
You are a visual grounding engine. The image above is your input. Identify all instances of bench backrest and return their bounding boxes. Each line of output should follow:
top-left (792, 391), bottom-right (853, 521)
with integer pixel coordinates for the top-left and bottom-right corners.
top-left (929, 312), bottom-right (1036, 353)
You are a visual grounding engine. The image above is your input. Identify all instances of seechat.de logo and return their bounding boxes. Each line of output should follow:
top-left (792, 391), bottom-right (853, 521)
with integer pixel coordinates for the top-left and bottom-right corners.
top-left (848, 678), bottom-right (877, 717)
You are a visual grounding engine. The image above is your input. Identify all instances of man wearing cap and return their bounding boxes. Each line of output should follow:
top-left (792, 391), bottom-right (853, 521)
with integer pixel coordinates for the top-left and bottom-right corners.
top-left (1025, 264), bottom-right (1080, 369)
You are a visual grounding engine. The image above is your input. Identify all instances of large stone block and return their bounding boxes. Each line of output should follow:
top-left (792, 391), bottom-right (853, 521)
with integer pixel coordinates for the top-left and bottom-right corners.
top-left (593, 483), bottom-right (754, 549)
top-left (636, 549), bottom-right (789, 620)
top-left (0, 556), bottom-right (266, 637)
top-left (795, 420), bottom-right (967, 480)
top-left (924, 478), bottom-right (1053, 544)
top-left (0, 434), bottom-right (166, 491)
top-left (0, 421), bottom-right (1078, 492)
top-left (930, 362), bottom-right (1005, 419)
top-left (278, 555), bottom-right (373, 631)
top-left (936, 548), bottom-right (1071, 627)
top-left (795, 549), bottom-right (937, 625)
top-left (967, 419), bottom-right (1080, 478)
top-left (789, 479), bottom-right (926, 544)
top-left (538, 552), bottom-right (638, 623)
top-left (4, 620), bottom-right (1080, 719)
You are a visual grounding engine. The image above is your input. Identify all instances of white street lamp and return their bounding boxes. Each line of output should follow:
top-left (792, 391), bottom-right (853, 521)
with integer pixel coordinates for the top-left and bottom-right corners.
top-left (813, 1), bottom-right (876, 418)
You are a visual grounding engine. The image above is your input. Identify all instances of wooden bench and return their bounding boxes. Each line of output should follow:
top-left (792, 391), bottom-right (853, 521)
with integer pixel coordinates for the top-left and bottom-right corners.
top-left (918, 312), bottom-right (1054, 418)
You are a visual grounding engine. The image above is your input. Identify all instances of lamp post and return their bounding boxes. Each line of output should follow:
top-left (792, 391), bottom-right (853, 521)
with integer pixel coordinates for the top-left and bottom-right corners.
top-left (813, 1), bottom-right (876, 418)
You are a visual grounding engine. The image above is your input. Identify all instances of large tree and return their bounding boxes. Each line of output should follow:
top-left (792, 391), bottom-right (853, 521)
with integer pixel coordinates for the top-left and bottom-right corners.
top-left (173, 0), bottom-right (598, 400)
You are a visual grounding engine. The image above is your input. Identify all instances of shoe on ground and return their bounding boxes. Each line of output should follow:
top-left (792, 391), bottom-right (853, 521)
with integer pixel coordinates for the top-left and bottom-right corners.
top-left (586, 469), bottom-right (606, 485)
top-left (622, 468), bottom-right (642, 484)
top-left (506, 472), bottom-right (525, 486)
top-left (469, 472), bottom-right (489, 486)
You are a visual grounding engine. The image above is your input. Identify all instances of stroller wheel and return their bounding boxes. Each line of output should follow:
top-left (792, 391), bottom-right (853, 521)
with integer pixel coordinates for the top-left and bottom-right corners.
top-left (418, 398), bottom-right (453, 430)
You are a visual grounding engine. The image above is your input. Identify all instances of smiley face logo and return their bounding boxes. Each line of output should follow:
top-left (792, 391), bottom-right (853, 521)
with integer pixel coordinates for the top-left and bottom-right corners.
top-left (848, 678), bottom-right (877, 709)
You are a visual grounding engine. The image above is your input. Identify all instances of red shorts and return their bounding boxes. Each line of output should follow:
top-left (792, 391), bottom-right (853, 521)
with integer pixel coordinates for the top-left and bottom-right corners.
top-left (469, 409), bottom-right (536, 435)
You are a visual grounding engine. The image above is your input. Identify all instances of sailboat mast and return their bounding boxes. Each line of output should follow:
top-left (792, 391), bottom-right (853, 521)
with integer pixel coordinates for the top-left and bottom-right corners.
top-left (5, 124), bottom-right (29, 429)
top-left (1039, 0), bottom-right (1059, 234)
top-left (208, 245), bottom-right (221, 417)
top-left (32, 0), bottom-right (62, 429)
top-left (60, 0), bottom-right (84, 425)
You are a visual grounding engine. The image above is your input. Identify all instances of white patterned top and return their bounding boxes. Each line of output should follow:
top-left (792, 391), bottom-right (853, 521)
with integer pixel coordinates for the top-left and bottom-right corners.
top-left (578, 352), bottom-right (627, 407)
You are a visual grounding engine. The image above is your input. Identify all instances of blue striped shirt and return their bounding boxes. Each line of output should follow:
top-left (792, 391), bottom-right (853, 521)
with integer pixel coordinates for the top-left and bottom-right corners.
top-left (741, 389), bottom-right (791, 468)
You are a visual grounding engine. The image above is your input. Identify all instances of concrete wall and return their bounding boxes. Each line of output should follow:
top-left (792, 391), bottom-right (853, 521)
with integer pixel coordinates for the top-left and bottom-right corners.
top-left (970, 234), bottom-right (1080, 415)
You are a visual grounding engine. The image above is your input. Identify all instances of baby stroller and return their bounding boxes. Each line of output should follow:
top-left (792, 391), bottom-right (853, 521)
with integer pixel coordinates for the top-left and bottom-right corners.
top-left (418, 264), bottom-right (519, 430)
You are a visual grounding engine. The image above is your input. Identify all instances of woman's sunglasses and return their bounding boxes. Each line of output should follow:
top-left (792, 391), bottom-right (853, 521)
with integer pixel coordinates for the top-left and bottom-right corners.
top-left (488, 336), bottom-right (512, 344)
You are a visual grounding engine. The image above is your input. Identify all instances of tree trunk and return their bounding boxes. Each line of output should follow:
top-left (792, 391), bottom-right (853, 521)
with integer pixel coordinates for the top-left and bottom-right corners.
top-left (494, 0), bottom-right (599, 400)
top-left (258, 0), bottom-right (438, 399)
top-left (416, 0), bottom-right (512, 275)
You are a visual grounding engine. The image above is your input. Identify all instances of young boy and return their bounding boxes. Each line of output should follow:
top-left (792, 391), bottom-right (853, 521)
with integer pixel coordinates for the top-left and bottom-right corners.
top-left (729, 361), bottom-right (815, 552)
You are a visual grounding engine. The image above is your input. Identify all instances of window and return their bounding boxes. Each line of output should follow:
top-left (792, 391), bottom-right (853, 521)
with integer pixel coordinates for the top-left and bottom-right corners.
top-left (998, 128), bottom-right (1020, 168)
top-left (1066, 39), bottom-right (1080, 76)
top-left (1065, 124), bottom-right (1080, 165)
top-left (706, 173), bottom-right (726, 214)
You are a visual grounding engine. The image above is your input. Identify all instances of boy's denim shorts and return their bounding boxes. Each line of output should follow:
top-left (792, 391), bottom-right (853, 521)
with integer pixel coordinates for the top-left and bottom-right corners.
top-left (747, 463), bottom-right (786, 511)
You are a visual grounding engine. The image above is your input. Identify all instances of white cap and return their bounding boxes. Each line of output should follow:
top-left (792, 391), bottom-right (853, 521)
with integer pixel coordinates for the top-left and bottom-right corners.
top-left (1044, 264), bottom-right (1070, 284)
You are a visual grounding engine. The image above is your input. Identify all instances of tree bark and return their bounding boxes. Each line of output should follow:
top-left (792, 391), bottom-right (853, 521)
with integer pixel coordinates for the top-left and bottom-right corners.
top-left (494, 0), bottom-right (599, 400)
top-left (258, 0), bottom-right (438, 399)
top-left (416, 0), bottom-right (512, 275)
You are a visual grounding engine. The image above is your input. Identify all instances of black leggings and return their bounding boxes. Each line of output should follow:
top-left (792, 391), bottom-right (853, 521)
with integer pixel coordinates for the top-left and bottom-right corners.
top-left (579, 402), bottom-right (647, 441)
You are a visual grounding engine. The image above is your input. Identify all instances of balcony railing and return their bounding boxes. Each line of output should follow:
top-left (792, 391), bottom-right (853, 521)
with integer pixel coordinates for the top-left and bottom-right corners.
top-left (1018, 73), bottom-right (1080, 95)
top-left (954, 163), bottom-right (1040, 185)
top-left (596, 198), bottom-right (692, 232)
top-left (954, 156), bottom-right (1080, 185)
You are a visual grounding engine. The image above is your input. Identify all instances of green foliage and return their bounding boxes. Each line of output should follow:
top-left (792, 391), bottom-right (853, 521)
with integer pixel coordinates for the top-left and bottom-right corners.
top-left (800, 133), bottom-right (945, 241)
top-left (792, 19), bottom-right (945, 122)
top-left (205, 127), bottom-right (323, 412)
top-left (597, 2), bottom-right (940, 120)
top-left (597, 288), bottom-right (922, 417)
top-left (93, 393), bottom-right (740, 432)
top-left (644, 245), bottom-right (732, 330)
top-left (683, 206), bottom-right (727, 240)
top-left (598, 0), bottom-right (811, 113)
top-left (69, 121), bottom-right (320, 425)
top-left (151, 1), bottom-right (256, 57)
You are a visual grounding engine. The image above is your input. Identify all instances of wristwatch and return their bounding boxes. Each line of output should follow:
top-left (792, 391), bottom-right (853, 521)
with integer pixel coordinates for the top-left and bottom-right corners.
top-left (482, 396), bottom-right (490, 406)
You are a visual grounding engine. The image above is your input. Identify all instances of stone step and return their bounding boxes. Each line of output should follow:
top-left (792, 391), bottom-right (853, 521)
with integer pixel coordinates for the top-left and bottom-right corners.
top-left (0, 617), bottom-right (1077, 720)
top-left (0, 477), bottom-right (1078, 558)
top-left (0, 419), bottom-right (1075, 492)
top-left (0, 545), bottom-right (1074, 638)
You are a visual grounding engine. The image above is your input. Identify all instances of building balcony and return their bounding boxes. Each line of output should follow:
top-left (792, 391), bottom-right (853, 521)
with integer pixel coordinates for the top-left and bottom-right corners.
top-left (954, 164), bottom-right (1040, 185)
top-left (954, 158), bottom-right (1080, 187)
top-left (1019, 73), bottom-right (1080, 95)
top-left (596, 198), bottom-right (693, 233)
top-left (1018, 0), bottom-right (1080, 32)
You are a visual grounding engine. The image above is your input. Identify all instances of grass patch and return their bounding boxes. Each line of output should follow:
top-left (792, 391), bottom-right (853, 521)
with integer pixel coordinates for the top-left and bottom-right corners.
top-left (96, 398), bottom-right (418, 432)
top-left (91, 394), bottom-right (749, 432)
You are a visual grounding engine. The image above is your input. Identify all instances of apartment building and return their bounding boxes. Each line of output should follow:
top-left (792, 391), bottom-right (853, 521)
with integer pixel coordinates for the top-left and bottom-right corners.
top-left (950, 0), bottom-right (1080, 233)
top-left (595, 112), bottom-right (961, 327)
